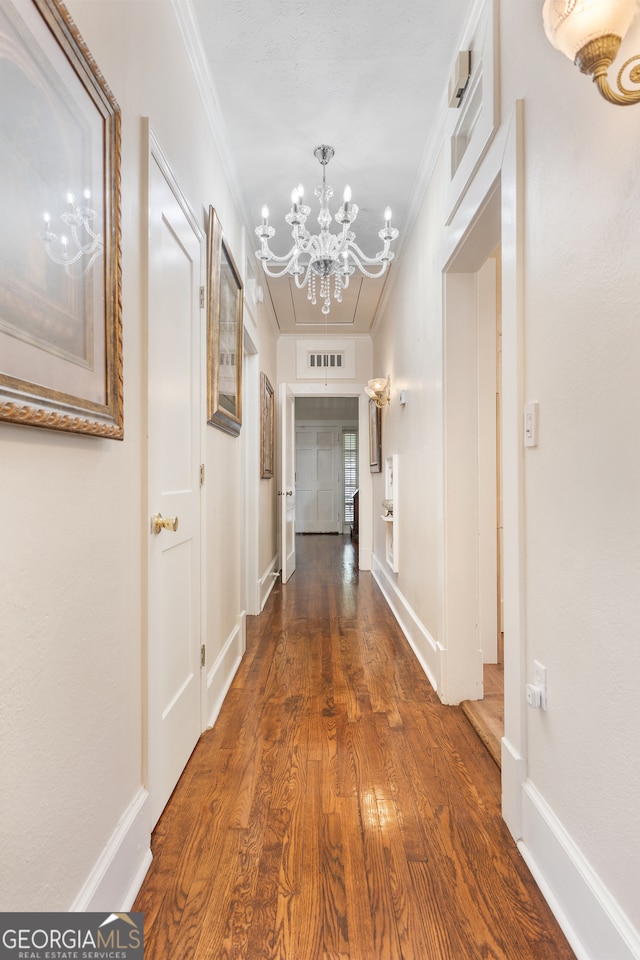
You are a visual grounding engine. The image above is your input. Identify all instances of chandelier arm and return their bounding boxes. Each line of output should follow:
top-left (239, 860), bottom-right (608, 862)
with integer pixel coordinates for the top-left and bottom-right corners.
top-left (258, 244), bottom-right (303, 265)
top-left (260, 260), bottom-right (301, 279)
top-left (346, 250), bottom-right (391, 280)
top-left (347, 240), bottom-right (393, 265)
top-left (69, 223), bottom-right (102, 256)
top-left (293, 263), bottom-right (312, 289)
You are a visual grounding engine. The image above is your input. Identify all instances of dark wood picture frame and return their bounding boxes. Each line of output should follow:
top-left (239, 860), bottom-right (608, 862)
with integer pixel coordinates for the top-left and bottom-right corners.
top-left (260, 372), bottom-right (274, 479)
top-left (206, 206), bottom-right (243, 437)
top-left (0, 0), bottom-right (123, 438)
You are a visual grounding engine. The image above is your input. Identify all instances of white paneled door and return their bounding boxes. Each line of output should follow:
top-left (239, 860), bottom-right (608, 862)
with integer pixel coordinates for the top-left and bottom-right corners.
top-left (279, 384), bottom-right (296, 583)
top-left (147, 137), bottom-right (203, 827)
top-left (295, 428), bottom-right (341, 533)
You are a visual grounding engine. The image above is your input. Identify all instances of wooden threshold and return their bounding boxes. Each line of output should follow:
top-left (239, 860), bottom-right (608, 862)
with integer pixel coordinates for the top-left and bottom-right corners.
top-left (461, 662), bottom-right (504, 768)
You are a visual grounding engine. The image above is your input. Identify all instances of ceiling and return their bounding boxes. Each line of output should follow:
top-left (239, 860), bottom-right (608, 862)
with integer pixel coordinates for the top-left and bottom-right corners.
top-left (189, 0), bottom-right (473, 334)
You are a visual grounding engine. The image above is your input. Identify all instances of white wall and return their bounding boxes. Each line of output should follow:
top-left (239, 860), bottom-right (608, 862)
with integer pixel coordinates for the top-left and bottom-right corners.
top-left (372, 1), bottom-right (640, 956)
top-left (0, 0), bottom-right (277, 910)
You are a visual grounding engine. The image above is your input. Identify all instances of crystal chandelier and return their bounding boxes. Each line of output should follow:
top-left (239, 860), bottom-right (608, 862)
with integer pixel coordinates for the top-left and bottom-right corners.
top-left (254, 145), bottom-right (399, 315)
top-left (41, 190), bottom-right (103, 279)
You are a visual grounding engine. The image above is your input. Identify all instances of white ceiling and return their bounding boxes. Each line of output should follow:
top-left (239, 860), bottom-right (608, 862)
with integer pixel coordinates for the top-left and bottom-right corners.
top-left (189, 0), bottom-right (473, 333)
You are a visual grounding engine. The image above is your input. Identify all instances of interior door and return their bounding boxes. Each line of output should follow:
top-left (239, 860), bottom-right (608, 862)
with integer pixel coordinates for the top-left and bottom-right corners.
top-left (279, 383), bottom-right (296, 582)
top-left (295, 427), bottom-right (341, 533)
top-left (147, 137), bottom-right (203, 827)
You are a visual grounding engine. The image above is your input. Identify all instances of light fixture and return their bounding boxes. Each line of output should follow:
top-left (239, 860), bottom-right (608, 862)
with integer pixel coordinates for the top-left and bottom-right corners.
top-left (41, 190), bottom-right (103, 278)
top-left (365, 375), bottom-right (391, 408)
top-left (542, 0), bottom-right (640, 104)
top-left (255, 145), bottom-right (399, 315)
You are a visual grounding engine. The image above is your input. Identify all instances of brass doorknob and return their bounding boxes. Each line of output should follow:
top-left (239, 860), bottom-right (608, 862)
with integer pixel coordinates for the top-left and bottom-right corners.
top-left (151, 513), bottom-right (179, 535)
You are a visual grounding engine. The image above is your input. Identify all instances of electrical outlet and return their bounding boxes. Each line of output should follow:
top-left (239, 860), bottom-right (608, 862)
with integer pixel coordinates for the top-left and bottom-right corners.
top-left (526, 683), bottom-right (541, 708)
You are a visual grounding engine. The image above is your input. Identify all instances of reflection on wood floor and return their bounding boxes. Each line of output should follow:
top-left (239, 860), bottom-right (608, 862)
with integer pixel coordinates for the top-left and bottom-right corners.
top-left (135, 534), bottom-right (575, 960)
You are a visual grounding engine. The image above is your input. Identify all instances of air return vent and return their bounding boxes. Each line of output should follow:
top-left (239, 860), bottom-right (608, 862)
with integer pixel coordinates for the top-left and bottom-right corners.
top-left (308, 352), bottom-right (344, 369)
top-left (295, 339), bottom-right (356, 379)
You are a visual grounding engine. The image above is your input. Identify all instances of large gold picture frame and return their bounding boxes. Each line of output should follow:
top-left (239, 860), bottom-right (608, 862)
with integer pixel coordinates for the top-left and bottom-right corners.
top-left (206, 206), bottom-right (243, 437)
top-left (369, 399), bottom-right (382, 473)
top-left (260, 372), bottom-right (274, 479)
top-left (0, 0), bottom-right (123, 438)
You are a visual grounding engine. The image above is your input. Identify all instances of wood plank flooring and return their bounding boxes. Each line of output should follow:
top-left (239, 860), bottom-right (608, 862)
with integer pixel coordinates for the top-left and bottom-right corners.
top-left (134, 535), bottom-right (575, 960)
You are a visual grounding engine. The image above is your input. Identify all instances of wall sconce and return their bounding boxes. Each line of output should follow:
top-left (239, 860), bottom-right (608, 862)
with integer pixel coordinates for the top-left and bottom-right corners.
top-left (365, 375), bottom-right (391, 408)
top-left (543, 0), bottom-right (640, 105)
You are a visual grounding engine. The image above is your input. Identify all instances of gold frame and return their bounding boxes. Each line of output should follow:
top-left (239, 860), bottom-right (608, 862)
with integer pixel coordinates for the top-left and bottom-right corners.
top-left (206, 206), bottom-right (243, 436)
top-left (260, 372), bottom-right (274, 479)
top-left (0, 0), bottom-right (123, 438)
top-left (369, 399), bottom-right (382, 473)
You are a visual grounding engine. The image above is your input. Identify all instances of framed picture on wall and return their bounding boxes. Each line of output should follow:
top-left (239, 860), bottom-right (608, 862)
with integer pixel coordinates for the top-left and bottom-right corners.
top-left (260, 372), bottom-right (274, 479)
top-left (0, 0), bottom-right (123, 438)
top-left (206, 205), bottom-right (243, 436)
top-left (369, 399), bottom-right (381, 473)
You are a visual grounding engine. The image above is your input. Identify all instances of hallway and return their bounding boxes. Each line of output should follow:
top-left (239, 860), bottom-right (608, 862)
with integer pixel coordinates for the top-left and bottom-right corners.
top-left (135, 535), bottom-right (575, 959)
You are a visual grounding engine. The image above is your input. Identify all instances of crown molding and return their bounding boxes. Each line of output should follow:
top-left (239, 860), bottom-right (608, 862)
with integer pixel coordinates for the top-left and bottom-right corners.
top-left (171, 0), bottom-right (255, 239)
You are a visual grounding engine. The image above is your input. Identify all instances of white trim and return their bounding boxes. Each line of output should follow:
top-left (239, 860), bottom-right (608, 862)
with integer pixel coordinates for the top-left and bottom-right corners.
top-left (371, 553), bottom-right (439, 695)
top-left (205, 614), bottom-right (245, 729)
top-left (259, 553), bottom-right (280, 611)
top-left (444, 0), bottom-right (499, 224)
top-left (519, 782), bottom-right (640, 960)
top-left (279, 382), bottom-right (373, 574)
top-left (171, 0), bottom-right (253, 233)
top-left (71, 788), bottom-right (151, 911)
top-left (501, 736), bottom-right (527, 841)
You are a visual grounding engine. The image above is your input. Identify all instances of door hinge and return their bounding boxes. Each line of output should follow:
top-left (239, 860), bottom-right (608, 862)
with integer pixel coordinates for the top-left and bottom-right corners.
top-left (200, 463), bottom-right (205, 485)
top-left (199, 286), bottom-right (205, 309)
top-left (200, 644), bottom-right (206, 667)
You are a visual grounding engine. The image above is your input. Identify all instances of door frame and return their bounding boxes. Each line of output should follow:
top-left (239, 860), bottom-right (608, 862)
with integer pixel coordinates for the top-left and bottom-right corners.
top-left (440, 102), bottom-right (526, 838)
top-left (143, 123), bottom-right (206, 819)
top-left (279, 382), bottom-right (373, 571)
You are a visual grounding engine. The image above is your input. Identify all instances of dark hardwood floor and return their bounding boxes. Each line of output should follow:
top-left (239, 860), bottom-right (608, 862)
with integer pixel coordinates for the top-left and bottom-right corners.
top-left (134, 534), bottom-right (575, 960)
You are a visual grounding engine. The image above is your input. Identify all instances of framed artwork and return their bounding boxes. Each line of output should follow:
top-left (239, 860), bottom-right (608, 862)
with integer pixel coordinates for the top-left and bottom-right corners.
top-left (369, 399), bottom-right (381, 473)
top-left (260, 372), bottom-right (274, 479)
top-left (207, 206), bottom-right (243, 436)
top-left (0, 0), bottom-right (123, 438)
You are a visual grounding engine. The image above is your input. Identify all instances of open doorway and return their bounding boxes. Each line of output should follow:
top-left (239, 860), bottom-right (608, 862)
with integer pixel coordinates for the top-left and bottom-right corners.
top-left (277, 385), bottom-right (373, 578)
top-left (294, 396), bottom-right (359, 535)
top-left (460, 248), bottom-right (504, 766)
top-left (441, 182), bottom-right (505, 766)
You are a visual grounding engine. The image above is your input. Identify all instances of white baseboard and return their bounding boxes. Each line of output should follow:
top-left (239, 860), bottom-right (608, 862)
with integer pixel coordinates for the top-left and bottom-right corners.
top-left (259, 553), bottom-right (280, 611)
top-left (205, 614), bottom-right (244, 729)
top-left (519, 781), bottom-right (640, 960)
top-left (371, 554), bottom-right (439, 693)
top-left (71, 787), bottom-right (152, 911)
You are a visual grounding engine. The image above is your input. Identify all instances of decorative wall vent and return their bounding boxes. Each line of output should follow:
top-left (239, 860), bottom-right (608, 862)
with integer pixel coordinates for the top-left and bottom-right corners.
top-left (295, 339), bottom-right (356, 380)
top-left (308, 352), bottom-right (344, 369)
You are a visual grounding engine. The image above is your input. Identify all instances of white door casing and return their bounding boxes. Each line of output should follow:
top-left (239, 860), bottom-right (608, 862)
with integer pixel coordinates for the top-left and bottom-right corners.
top-left (147, 132), bottom-right (203, 827)
top-left (279, 383), bottom-right (296, 582)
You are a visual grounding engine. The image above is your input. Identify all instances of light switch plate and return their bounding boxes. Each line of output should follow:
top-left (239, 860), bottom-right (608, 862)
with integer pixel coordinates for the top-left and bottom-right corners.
top-left (524, 401), bottom-right (539, 447)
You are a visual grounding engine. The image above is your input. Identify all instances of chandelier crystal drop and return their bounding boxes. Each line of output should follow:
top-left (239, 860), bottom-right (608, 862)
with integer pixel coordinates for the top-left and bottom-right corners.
top-left (255, 145), bottom-right (399, 315)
